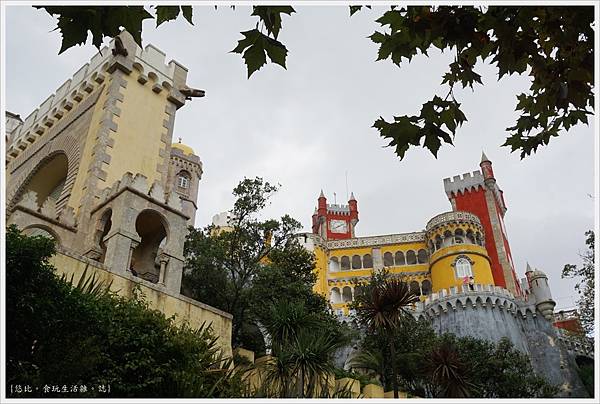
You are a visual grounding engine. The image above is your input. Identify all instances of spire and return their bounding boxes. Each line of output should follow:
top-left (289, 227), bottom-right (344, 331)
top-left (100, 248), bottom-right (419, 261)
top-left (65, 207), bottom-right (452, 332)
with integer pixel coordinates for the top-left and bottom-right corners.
top-left (319, 189), bottom-right (325, 198)
top-left (481, 150), bottom-right (490, 164)
top-left (349, 192), bottom-right (356, 201)
top-left (526, 262), bottom-right (533, 273)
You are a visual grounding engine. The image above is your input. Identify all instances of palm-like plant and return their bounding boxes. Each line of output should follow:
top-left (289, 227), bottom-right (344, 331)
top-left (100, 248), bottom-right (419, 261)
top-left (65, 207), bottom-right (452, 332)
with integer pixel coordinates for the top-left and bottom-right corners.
top-left (426, 339), bottom-right (474, 398)
top-left (353, 275), bottom-right (418, 398)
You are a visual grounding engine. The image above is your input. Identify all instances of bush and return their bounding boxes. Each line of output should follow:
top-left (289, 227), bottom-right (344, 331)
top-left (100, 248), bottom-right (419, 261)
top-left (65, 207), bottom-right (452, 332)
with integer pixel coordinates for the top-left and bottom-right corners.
top-left (6, 225), bottom-right (239, 398)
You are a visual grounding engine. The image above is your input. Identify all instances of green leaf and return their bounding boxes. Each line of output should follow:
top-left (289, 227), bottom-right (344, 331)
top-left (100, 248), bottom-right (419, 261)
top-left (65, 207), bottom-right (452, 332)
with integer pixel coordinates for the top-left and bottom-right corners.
top-left (181, 6), bottom-right (193, 25)
top-left (350, 6), bottom-right (371, 16)
top-left (251, 6), bottom-right (295, 39)
top-left (155, 6), bottom-right (180, 27)
top-left (231, 29), bottom-right (287, 78)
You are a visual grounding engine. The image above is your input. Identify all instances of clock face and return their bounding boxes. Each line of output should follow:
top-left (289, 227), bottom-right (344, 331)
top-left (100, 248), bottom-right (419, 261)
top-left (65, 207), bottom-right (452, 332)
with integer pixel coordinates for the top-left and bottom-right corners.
top-left (330, 219), bottom-right (348, 233)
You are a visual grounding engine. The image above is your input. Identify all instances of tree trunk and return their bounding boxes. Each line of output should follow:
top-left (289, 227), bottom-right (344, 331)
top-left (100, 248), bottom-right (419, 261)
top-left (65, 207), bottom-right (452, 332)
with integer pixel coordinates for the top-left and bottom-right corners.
top-left (390, 338), bottom-right (399, 398)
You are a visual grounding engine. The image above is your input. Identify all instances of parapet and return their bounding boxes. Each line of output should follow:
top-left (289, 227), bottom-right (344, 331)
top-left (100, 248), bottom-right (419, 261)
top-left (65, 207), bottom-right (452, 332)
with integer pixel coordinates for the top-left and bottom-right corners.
top-left (443, 170), bottom-right (484, 198)
top-left (6, 32), bottom-right (189, 160)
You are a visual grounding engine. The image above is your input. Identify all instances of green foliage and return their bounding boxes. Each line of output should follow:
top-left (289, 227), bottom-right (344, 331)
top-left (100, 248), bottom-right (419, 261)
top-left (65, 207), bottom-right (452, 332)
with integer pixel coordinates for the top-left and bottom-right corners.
top-left (39, 6), bottom-right (593, 159)
top-left (562, 230), bottom-right (595, 334)
top-left (350, 270), bottom-right (418, 398)
top-left (183, 177), bottom-right (339, 353)
top-left (6, 225), bottom-right (239, 398)
top-left (353, 317), bottom-right (558, 398)
top-left (36, 6), bottom-right (153, 52)
top-left (370, 6), bottom-right (594, 159)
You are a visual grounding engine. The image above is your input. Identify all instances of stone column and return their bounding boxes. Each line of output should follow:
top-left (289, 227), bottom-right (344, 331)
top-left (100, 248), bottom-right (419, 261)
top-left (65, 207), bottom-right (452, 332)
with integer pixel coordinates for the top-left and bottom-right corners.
top-left (128, 240), bottom-right (139, 274)
top-left (102, 231), bottom-right (139, 276)
top-left (164, 256), bottom-right (184, 294)
top-left (372, 248), bottom-right (383, 272)
top-left (157, 253), bottom-right (169, 285)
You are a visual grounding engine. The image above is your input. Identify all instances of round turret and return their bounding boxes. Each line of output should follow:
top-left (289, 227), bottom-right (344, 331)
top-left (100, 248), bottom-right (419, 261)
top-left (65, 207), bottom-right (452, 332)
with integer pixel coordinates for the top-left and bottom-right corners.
top-left (425, 211), bottom-right (494, 292)
top-left (528, 267), bottom-right (556, 320)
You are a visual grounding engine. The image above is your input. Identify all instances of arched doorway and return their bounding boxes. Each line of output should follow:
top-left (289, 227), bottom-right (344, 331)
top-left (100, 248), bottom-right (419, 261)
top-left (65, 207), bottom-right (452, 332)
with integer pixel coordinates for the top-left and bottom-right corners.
top-left (131, 210), bottom-right (168, 283)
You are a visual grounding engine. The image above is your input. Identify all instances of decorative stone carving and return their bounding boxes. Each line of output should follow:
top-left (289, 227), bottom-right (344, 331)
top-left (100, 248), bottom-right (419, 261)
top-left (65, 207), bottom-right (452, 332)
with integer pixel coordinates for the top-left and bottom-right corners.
top-left (19, 190), bottom-right (39, 210)
top-left (40, 198), bottom-right (58, 219)
top-left (131, 173), bottom-right (148, 193)
top-left (99, 187), bottom-right (111, 202)
top-left (148, 181), bottom-right (165, 203)
top-left (59, 206), bottom-right (76, 227)
top-left (166, 191), bottom-right (182, 211)
top-left (327, 231), bottom-right (426, 249)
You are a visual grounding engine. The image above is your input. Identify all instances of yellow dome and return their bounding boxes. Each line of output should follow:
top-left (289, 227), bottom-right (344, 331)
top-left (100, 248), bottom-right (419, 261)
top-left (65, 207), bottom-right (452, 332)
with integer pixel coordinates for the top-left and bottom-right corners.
top-left (171, 141), bottom-right (194, 156)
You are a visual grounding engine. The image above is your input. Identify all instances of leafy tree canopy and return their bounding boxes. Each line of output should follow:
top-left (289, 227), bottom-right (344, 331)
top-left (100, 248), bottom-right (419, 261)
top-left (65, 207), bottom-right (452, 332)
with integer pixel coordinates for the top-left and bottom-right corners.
top-left (35, 5), bottom-right (594, 160)
top-left (183, 177), bottom-right (344, 352)
top-left (562, 230), bottom-right (595, 335)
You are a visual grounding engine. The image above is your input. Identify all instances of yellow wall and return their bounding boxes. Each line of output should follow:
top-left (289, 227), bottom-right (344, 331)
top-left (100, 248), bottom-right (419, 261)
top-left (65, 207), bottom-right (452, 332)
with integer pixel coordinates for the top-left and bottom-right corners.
top-left (67, 85), bottom-right (111, 213)
top-left (104, 72), bottom-right (169, 187)
top-left (51, 252), bottom-right (233, 357)
top-left (429, 244), bottom-right (494, 292)
top-left (313, 245), bottom-right (329, 296)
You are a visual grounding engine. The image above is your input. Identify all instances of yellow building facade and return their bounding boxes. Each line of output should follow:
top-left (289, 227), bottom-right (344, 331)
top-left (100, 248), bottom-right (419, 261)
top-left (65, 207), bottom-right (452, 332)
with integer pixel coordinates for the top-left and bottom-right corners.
top-left (303, 195), bottom-right (496, 316)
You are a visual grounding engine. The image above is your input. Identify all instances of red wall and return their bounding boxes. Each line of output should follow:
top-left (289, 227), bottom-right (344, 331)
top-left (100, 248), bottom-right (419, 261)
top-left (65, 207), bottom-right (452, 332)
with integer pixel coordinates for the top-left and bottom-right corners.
top-left (453, 187), bottom-right (507, 289)
top-left (325, 212), bottom-right (352, 240)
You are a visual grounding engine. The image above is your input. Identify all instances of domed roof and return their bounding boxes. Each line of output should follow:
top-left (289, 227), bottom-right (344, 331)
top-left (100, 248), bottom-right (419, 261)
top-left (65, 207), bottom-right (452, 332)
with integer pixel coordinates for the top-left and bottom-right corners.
top-left (171, 138), bottom-right (194, 156)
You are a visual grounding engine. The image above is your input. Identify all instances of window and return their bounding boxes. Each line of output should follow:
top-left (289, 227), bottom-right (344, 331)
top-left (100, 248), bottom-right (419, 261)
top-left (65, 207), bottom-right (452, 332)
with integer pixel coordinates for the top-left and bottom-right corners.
top-left (352, 255), bottom-right (362, 269)
top-left (177, 174), bottom-right (190, 189)
top-left (395, 251), bottom-right (405, 266)
top-left (362, 254), bottom-right (373, 268)
top-left (421, 280), bottom-right (432, 295)
top-left (329, 257), bottom-right (340, 272)
top-left (383, 252), bottom-right (394, 267)
top-left (340, 256), bottom-right (351, 270)
top-left (406, 250), bottom-right (417, 265)
top-left (417, 249), bottom-right (428, 264)
top-left (410, 280), bottom-right (421, 296)
top-left (455, 257), bottom-right (473, 278)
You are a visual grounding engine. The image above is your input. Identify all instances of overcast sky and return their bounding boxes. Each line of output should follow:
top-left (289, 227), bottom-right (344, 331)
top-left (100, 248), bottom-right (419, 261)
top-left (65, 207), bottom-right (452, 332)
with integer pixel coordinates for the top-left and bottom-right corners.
top-left (4, 5), bottom-right (596, 310)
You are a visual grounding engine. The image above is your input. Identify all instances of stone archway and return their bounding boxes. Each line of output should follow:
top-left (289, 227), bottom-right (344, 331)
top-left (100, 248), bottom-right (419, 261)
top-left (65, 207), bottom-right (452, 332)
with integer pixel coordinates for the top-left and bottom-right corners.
top-left (131, 209), bottom-right (168, 282)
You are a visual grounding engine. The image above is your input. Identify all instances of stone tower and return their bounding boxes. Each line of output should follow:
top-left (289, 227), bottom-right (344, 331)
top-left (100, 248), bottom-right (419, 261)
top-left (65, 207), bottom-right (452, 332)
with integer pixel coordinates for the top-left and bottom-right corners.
top-left (443, 153), bottom-right (522, 296)
top-left (167, 139), bottom-right (202, 226)
top-left (5, 31), bottom-right (201, 294)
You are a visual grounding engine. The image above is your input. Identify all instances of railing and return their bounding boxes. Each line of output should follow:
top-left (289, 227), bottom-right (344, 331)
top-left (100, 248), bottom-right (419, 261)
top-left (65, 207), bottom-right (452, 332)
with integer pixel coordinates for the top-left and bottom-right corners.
top-left (425, 211), bottom-right (481, 231)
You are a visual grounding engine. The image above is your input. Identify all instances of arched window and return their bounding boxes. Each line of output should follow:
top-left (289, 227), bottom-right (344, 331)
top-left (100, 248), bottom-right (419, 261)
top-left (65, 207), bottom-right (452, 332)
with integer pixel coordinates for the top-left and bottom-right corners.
top-left (406, 250), bottom-right (417, 265)
top-left (421, 280), bottom-right (432, 295)
top-left (466, 229), bottom-right (475, 244)
top-left (340, 256), bottom-right (351, 271)
top-left (443, 230), bottom-right (453, 247)
top-left (417, 249), bottom-right (428, 264)
top-left (329, 257), bottom-right (340, 272)
top-left (383, 252), bottom-right (394, 267)
top-left (410, 280), bottom-right (421, 296)
top-left (362, 254), bottom-right (373, 268)
top-left (454, 228), bottom-right (464, 244)
top-left (475, 232), bottom-right (483, 246)
top-left (455, 257), bottom-right (473, 278)
top-left (395, 251), bottom-right (405, 266)
top-left (435, 235), bottom-right (443, 250)
top-left (352, 255), bottom-right (362, 269)
top-left (131, 210), bottom-right (168, 283)
top-left (342, 286), bottom-right (353, 302)
top-left (330, 287), bottom-right (341, 304)
top-left (177, 170), bottom-right (191, 191)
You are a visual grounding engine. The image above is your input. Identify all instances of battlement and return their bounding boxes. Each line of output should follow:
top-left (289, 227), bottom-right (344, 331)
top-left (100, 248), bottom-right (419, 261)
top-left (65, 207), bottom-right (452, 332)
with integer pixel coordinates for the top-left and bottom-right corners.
top-left (94, 172), bottom-right (185, 216)
top-left (413, 283), bottom-right (539, 320)
top-left (443, 170), bottom-right (484, 197)
top-left (6, 33), bottom-right (189, 161)
top-left (326, 203), bottom-right (351, 215)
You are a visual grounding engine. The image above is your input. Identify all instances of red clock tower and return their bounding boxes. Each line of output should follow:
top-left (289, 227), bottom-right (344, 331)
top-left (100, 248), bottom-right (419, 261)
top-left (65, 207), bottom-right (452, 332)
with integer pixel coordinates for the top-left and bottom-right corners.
top-left (311, 190), bottom-right (358, 240)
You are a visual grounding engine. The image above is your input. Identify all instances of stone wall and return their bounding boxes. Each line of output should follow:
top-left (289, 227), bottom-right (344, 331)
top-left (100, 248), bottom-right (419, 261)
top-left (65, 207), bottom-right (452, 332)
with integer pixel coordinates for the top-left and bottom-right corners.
top-left (418, 288), bottom-right (588, 397)
top-left (51, 250), bottom-right (233, 358)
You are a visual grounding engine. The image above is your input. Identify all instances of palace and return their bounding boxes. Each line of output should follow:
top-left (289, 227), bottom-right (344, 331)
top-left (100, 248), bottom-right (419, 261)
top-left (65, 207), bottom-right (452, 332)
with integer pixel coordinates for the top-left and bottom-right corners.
top-left (299, 155), bottom-right (589, 396)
